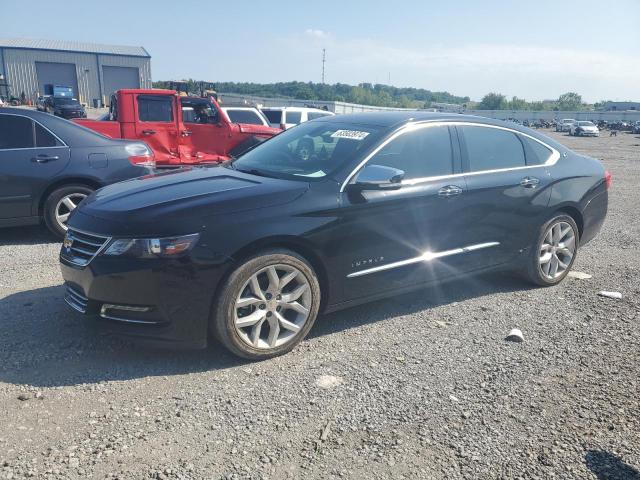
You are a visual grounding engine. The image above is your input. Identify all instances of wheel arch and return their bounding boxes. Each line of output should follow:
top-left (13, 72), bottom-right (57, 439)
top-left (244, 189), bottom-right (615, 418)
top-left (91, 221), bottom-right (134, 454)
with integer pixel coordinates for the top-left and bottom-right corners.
top-left (37, 177), bottom-right (103, 215)
top-left (554, 205), bottom-right (584, 239)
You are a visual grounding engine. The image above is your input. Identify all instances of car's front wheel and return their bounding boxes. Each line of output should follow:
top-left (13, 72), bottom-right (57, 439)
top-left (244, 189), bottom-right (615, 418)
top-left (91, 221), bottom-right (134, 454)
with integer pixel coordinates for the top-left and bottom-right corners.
top-left (524, 214), bottom-right (579, 286)
top-left (212, 250), bottom-right (321, 359)
top-left (43, 184), bottom-right (94, 238)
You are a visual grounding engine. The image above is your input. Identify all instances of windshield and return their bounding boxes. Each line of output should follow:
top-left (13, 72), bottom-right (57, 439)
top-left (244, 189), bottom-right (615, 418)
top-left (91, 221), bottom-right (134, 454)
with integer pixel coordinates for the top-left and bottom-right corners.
top-left (578, 121), bottom-right (594, 126)
top-left (54, 98), bottom-right (80, 106)
top-left (231, 121), bottom-right (382, 181)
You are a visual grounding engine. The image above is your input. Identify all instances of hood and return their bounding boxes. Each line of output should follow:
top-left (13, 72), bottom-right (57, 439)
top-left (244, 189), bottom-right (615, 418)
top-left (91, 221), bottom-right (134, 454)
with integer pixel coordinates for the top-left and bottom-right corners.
top-left (70, 166), bottom-right (308, 237)
top-left (237, 123), bottom-right (281, 136)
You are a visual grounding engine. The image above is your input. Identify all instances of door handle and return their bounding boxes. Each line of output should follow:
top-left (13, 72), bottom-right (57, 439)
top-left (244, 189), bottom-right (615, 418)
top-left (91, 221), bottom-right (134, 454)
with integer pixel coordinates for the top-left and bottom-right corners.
top-left (141, 129), bottom-right (156, 135)
top-left (438, 185), bottom-right (463, 197)
top-left (31, 155), bottom-right (60, 163)
top-left (520, 176), bottom-right (540, 188)
top-left (181, 130), bottom-right (192, 137)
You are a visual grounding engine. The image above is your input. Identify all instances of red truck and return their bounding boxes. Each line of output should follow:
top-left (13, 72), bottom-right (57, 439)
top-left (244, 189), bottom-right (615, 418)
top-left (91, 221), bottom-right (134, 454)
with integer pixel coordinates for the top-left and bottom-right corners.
top-left (74, 89), bottom-right (280, 166)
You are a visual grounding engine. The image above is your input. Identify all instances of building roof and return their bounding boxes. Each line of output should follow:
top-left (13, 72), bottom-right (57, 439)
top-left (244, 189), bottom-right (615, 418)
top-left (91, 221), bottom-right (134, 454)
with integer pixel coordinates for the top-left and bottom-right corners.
top-left (0, 38), bottom-right (150, 58)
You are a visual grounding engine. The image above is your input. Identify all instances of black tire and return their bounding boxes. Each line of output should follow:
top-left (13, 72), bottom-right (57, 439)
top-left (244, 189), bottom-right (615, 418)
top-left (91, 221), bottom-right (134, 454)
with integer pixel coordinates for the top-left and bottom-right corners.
top-left (211, 249), bottom-right (321, 360)
top-left (43, 184), bottom-right (94, 238)
top-left (523, 213), bottom-right (579, 287)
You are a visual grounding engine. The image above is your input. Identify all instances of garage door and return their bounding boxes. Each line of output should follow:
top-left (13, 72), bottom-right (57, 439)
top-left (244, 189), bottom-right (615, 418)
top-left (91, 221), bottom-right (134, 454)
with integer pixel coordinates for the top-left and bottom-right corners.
top-left (102, 66), bottom-right (140, 104)
top-left (35, 62), bottom-right (79, 98)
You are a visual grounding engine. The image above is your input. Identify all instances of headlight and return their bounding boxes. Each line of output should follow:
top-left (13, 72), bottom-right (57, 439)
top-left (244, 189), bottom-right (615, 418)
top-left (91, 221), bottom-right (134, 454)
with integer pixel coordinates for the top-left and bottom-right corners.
top-left (103, 233), bottom-right (200, 258)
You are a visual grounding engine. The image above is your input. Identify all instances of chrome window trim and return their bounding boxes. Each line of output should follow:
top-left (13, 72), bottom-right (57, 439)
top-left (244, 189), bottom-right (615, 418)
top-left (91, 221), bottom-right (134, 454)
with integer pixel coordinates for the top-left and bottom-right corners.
top-left (347, 241), bottom-right (500, 278)
top-left (339, 121), bottom-right (560, 192)
top-left (0, 112), bottom-right (68, 149)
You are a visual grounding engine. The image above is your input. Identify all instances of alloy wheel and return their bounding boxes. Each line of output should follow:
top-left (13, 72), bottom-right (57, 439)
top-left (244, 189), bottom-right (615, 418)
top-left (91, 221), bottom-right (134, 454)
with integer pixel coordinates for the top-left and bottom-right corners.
top-left (538, 221), bottom-right (576, 280)
top-left (234, 264), bottom-right (312, 350)
top-left (55, 193), bottom-right (87, 231)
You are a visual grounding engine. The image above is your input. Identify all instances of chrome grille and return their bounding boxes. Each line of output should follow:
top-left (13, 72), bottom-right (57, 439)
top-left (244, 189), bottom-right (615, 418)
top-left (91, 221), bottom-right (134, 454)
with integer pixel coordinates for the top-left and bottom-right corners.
top-left (60, 228), bottom-right (111, 267)
top-left (64, 285), bottom-right (89, 313)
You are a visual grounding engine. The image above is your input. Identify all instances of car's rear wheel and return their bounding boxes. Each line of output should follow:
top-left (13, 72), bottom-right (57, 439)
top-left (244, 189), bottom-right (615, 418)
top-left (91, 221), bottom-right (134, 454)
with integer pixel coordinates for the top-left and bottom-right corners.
top-left (524, 214), bottom-right (579, 286)
top-left (43, 185), bottom-right (94, 238)
top-left (211, 250), bottom-right (321, 359)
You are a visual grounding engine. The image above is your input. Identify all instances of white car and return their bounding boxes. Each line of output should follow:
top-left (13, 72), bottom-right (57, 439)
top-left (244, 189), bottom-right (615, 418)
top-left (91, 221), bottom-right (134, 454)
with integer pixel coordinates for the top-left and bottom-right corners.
top-left (222, 107), bottom-right (270, 127)
top-left (570, 121), bottom-right (599, 137)
top-left (260, 107), bottom-right (334, 130)
top-left (556, 118), bottom-right (576, 132)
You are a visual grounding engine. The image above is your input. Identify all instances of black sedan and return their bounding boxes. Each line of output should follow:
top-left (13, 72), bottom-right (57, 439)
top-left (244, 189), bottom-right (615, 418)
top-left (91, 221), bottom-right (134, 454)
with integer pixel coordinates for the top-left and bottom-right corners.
top-left (0, 107), bottom-right (155, 237)
top-left (60, 112), bottom-right (609, 359)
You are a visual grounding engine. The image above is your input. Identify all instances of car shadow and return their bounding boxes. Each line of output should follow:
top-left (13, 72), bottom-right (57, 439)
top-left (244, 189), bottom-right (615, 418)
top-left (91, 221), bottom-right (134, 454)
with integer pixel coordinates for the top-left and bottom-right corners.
top-left (0, 225), bottom-right (59, 246)
top-left (585, 450), bottom-right (640, 480)
top-left (0, 272), bottom-right (530, 388)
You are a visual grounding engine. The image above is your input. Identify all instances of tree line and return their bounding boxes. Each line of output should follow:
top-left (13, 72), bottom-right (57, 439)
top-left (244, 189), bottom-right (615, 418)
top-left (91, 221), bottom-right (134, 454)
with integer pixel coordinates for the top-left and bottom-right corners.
top-left (153, 80), bottom-right (470, 109)
top-left (153, 79), bottom-right (604, 111)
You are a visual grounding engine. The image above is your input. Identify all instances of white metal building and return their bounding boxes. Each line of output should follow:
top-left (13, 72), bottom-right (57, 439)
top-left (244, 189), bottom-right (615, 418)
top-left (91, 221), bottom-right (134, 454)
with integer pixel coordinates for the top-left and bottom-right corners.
top-left (0, 38), bottom-right (152, 107)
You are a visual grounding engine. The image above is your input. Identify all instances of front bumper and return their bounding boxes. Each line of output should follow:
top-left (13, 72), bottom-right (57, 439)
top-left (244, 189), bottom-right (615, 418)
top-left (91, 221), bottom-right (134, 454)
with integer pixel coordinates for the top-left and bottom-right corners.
top-left (60, 246), bottom-right (228, 349)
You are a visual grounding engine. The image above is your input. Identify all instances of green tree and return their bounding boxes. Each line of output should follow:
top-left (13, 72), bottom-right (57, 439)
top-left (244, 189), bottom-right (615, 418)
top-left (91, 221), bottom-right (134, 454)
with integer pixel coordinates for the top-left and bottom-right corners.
top-left (557, 92), bottom-right (582, 111)
top-left (478, 93), bottom-right (507, 110)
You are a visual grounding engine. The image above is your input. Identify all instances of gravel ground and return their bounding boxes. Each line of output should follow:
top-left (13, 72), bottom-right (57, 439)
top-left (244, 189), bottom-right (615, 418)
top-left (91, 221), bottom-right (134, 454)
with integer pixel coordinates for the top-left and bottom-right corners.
top-left (0, 130), bottom-right (638, 480)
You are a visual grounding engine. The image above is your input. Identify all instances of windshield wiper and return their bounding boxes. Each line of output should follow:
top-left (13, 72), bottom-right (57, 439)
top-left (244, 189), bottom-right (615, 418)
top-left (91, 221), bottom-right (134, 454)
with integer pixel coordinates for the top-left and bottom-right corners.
top-left (233, 167), bottom-right (277, 179)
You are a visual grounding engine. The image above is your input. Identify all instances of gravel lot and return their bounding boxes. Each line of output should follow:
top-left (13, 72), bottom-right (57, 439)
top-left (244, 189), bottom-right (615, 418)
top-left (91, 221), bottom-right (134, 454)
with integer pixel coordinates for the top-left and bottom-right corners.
top-left (0, 130), bottom-right (638, 480)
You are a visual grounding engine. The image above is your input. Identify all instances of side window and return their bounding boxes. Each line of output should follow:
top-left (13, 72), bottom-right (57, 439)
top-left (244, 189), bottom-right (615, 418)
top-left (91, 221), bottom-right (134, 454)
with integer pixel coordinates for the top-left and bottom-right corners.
top-left (137, 95), bottom-right (173, 122)
top-left (35, 122), bottom-right (63, 147)
top-left (286, 111), bottom-right (302, 125)
top-left (460, 126), bottom-right (525, 172)
top-left (0, 115), bottom-right (34, 149)
top-left (262, 110), bottom-right (282, 124)
top-left (522, 136), bottom-right (553, 165)
top-left (368, 126), bottom-right (454, 179)
top-left (181, 100), bottom-right (217, 124)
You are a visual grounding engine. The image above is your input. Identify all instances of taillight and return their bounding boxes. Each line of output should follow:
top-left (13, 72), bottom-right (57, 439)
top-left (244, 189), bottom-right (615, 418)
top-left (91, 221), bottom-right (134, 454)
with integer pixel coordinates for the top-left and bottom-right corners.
top-left (125, 143), bottom-right (155, 167)
top-left (604, 170), bottom-right (612, 190)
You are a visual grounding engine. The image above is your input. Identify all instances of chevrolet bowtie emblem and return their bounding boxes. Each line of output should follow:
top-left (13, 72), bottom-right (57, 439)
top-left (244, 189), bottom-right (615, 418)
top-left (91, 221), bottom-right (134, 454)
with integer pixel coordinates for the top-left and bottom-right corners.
top-left (63, 236), bottom-right (73, 249)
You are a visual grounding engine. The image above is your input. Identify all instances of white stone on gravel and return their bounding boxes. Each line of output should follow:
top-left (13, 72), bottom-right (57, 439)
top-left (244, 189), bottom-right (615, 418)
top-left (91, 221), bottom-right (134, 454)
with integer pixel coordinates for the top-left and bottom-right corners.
top-left (315, 375), bottom-right (343, 389)
top-left (568, 271), bottom-right (592, 279)
top-left (598, 291), bottom-right (623, 300)
top-left (505, 328), bottom-right (524, 342)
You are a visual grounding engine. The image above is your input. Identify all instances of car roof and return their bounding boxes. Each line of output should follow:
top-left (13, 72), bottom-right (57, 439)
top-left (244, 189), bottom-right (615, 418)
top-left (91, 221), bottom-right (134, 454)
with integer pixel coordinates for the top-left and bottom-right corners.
top-left (312, 111), bottom-right (568, 150)
top-left (222, 107), bottom-right (259, 111)
top-left (261, 106), bottom-right (330, 112)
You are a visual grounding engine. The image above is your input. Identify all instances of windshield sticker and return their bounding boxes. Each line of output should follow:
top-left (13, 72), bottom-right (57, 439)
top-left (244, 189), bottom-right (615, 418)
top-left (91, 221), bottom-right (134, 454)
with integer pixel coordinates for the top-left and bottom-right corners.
top-left (294, 170), bottom-right (325, 178)
top-left (330, 129), bottom-right (370, 141)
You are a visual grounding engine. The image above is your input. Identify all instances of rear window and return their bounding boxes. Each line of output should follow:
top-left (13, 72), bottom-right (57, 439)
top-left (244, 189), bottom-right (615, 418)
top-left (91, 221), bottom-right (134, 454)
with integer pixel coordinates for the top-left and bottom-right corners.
top-left (262, 110), bottom-right (282, 124)
top-left (138, 95), bottom-right (173, 122)
top-left (522, 137), bottom-right (553, 165)
top-left (0, 115), bottom-right (34, 149)
top-left (226, 110), bottom-right (264, 125)
top-left (308, 112), bottom-right (331, 121)
top-left (285, 111), bottom-right (302, 125)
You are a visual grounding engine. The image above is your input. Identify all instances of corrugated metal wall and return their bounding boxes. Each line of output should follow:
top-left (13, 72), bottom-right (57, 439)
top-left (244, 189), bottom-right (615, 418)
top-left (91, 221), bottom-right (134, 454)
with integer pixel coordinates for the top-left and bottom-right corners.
top-left (0, 48), bottom-right (151, 105)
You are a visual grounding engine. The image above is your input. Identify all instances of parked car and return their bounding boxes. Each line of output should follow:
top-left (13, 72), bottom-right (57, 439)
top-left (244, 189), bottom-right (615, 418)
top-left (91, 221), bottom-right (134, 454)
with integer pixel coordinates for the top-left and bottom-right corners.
top-left (570, 121), bottom-right (600, 137)
top-left (633, 121), bottom-right (640, 134)
top-left (59, 112), bottom-right (609, 359)
top-left (74, 89), bottom-right (281, 167)
top-left (0, 107), bottom-right (155, 237)
top-left (36, 95), bottom-right (50, 111)
top-left (43, 96), bottom-right (87, 119)
top-left (555, 119), bottom-right (576, 132)
top-left (222, 107), bottom-right (270, 127)
top-left (261, 106), bottom-right (335, 130)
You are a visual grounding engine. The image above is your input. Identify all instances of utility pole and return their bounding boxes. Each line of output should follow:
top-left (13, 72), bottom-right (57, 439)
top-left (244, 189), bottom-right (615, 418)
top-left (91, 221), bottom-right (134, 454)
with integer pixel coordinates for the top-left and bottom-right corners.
top-left (322, 48), bottom-right (326, 84)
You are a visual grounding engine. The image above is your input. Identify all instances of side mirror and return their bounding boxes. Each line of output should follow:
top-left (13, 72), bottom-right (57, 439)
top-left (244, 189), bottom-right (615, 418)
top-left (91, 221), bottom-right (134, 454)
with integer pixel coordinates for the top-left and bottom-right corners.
top-left (351, 164), bottom-right (404, 191)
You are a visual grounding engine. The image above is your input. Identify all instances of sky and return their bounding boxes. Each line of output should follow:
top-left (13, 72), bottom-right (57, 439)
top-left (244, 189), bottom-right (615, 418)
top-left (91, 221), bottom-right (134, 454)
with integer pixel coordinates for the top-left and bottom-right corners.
top-left (3, 0), bottom-right (639, 102)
